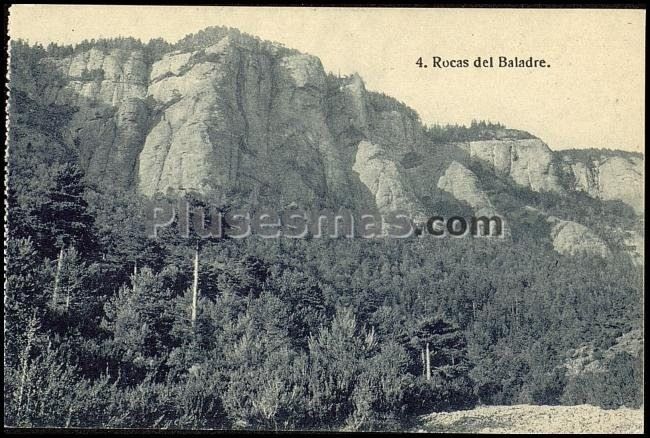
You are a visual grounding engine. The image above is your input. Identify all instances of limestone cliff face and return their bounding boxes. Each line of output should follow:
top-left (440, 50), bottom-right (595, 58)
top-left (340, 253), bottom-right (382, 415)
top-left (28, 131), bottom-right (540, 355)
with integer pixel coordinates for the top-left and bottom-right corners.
top-left (467, 139), bottom-right (564, 193)
top-left (517, 206), bottom-right (612, 258)
top-left (140, 38), bottom-right (285, 199)
top-left (42, 48), bottom-right (148, 107)
top-left (140, 37), bottom-right (386, 208)
top-left (30, 34), bottom-right (423, 210)
top-left (455, 138), bottom-right (644, 215)
top-left (437, 161), bottom-right (497, 217)
top-left (21, 35), bottom-right (641, 216)
top-left (139, 35), bottom-right (426, 208)
top-left (10, 29), bottom-right (643, 263)
top-left (547, 215), bottom-right (610, 259)
top-left (560, 154), bottom-right (644, 214)
top-left (352, 141), bottom-right (426, 220)
top-left (37, 48), bottom-right (150, 187)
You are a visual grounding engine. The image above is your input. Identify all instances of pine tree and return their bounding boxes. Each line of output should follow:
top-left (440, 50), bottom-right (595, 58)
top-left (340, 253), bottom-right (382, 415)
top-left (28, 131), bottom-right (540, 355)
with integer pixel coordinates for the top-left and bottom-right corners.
top-left (21, 162), bottom-right (96, 259)
top-left (101, 268), bottom-right (177, 375)
top-left (4, 238), bottom-right (52, 363)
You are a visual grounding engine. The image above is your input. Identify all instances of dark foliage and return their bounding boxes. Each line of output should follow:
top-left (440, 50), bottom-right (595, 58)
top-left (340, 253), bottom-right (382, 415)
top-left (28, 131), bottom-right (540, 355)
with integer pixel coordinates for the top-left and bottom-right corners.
top-left (4, 160), bottom-right (643, 428)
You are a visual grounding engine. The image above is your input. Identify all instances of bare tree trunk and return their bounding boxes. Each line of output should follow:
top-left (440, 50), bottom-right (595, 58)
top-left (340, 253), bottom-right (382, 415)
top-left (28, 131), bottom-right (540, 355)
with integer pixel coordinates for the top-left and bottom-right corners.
top-left (17, 316), bottom-right (38, 416)
top-left (421, 349), bottom-right (426, 377)
top-left (425, 342), bottom-right (431, 381)
top-left (17, 346), bottom-right (30, 414)
top-left (191, 247), bottom-right (199, 329)
top-left (134, 260), bottom-right (138, 276)
top-left (52, 247), bottom-right (64, 307)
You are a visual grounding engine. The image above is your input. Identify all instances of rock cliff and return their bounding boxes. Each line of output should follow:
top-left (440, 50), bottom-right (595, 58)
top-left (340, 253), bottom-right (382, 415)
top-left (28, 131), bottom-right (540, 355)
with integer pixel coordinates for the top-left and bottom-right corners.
top-left (518, 206), bottom-right (612, 258)
top-left (547, 216), bottom-right (611, 259)
top-left (560, 153), bottom-right (644, 214)
top-left (352, 140), bottom-right (426, 220)
top-left (466, 138), bottom-right (565, 193)
top-left (23, 32), bottom-right (429, 212)
top-left (39, 48), bottom-right (149, 187)
top-left (8, 27), bottom-right (644, 261)
top-left (437, 161), bottom-right (497, 217)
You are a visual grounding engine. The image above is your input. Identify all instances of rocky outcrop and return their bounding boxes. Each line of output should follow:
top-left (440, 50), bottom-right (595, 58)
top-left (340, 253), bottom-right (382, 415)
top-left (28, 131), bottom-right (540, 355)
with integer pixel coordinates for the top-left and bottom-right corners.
top-left (9, 28), bottom-right (643, 262)
top-left (524, 205), bottom-right (611, 257)
top-left (564, 329), bottom-right (643, 377)
top-left (352, 140), bottom-right (426, 220)
top-left (598, 157), bottom-right (644, 213)
top-left (468, 139), bottom-right (565, 193)
top-left (42, 48), bottom-right (148, 106)
top-left (437, 161), bottom-right (497, 217)
top-left (464, 138), bottom-right (644, 215)
top-left (562, 154), bottom-right (644, 214)
top-left (547, 215), bottom-right (610, 258)
top-left (27, 33), bottom-right (422, 210)
top-left (137, 34), bottom-right (427, 207)
top-left (139, 38), bottom-right (378, 208)
top-left (37, 48), bottom-right (149, 186)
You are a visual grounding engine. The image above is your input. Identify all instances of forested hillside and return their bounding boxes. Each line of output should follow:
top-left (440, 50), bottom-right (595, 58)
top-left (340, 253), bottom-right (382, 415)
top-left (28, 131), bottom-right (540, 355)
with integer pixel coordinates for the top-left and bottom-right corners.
top-left (5, 160), bottom-right (643, 429)
top-left (5, 29), bottom-right (644, 430)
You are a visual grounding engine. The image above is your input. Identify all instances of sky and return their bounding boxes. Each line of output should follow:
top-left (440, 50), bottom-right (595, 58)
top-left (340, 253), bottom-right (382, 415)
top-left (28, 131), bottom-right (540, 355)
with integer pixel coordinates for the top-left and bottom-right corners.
top-left (8, 5), bottom-right (646, 153)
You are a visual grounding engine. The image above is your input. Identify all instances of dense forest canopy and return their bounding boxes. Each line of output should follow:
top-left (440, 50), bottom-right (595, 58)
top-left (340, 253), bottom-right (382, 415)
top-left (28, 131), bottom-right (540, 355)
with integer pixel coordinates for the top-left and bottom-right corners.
top-left (5, 159), bottom-right (643, 429)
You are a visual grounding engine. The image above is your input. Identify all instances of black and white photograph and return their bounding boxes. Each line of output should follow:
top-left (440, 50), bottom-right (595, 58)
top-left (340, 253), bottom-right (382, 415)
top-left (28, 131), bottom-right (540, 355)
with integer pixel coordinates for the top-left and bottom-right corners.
top-left (4, 5), bottom-right (645, 433)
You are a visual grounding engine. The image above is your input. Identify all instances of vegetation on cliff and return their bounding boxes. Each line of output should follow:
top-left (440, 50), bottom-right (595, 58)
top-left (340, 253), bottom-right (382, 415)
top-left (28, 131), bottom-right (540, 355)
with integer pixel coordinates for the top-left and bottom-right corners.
top-left (5, 29), bottom-right (644, 430)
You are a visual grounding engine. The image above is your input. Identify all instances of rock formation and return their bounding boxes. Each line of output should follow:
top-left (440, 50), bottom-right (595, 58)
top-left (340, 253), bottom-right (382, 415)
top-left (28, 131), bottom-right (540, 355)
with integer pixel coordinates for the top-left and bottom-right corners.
top-left (8, 27), bottom-right (644, 261)
top-left (437, 161), bottom-right (497, 217)
top-left (561, 154), bottom-right (644, 214)
top-left (353, 140), bottom-right (426, 220)
top-left (547, 215), bottom-right (610, 258)
top-left (467, 139), bottom-right (565, 193)
top-left (39, 48), bottom-right (149, 187)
